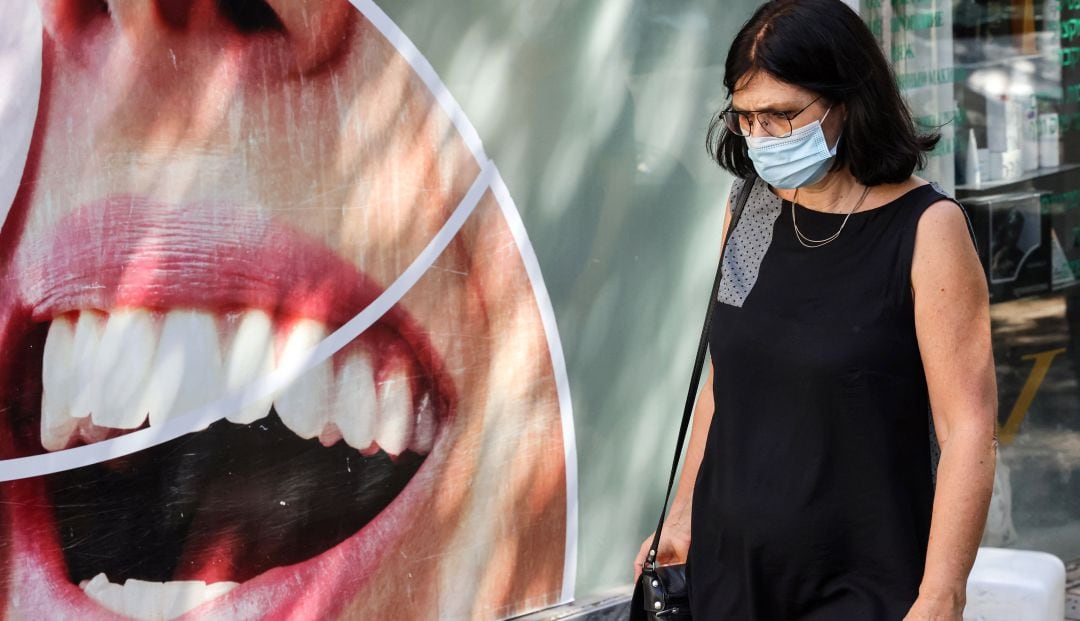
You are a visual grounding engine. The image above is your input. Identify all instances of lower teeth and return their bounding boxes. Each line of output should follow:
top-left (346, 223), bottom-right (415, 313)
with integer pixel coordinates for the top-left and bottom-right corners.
top-left (80, 572), bottom-right (239, 620)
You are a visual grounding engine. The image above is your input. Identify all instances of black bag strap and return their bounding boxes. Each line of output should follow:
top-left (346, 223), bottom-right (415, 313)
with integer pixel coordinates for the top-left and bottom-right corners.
top-left (644, 173), bottom-right (757, 572)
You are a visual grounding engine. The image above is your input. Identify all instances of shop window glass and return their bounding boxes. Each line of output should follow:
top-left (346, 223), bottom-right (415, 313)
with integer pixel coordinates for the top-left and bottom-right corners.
top-left (861, 0), bottom-right (1080, 577)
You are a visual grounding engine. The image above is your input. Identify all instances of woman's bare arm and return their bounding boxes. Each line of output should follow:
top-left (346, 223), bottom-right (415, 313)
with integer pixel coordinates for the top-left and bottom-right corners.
top-left (665, 361), bottom-right (715, 528)
top-left (906, 199), bottom-right (997, 617)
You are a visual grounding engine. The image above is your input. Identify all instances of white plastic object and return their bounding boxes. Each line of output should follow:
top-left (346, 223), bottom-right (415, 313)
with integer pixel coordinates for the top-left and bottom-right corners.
top-left (987, 95), bottom-right (1009, 153)
top-left (963, 547), bottom-right (1065, 621)
top-left (965, 129), bottom-right (981, 186)
top-left (1000, 149), bottom-right (1023, 181)
top-left (987, 151), bottom-right (1004, 182)
top-left (978, 149), bottom-right (992, 181)
top-left (1039, 113), bottom-right (1060, 168)
top-left (1019, 94), bottom-right (1039, 171)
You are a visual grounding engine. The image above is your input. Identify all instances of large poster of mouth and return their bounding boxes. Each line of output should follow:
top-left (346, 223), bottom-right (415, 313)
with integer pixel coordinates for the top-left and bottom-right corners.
top-left (0, 1), bottom-right (576, 619)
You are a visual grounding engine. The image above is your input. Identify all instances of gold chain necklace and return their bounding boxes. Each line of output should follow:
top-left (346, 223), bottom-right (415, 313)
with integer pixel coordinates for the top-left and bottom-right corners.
top-left (790, 184), bottom-right (871, 248)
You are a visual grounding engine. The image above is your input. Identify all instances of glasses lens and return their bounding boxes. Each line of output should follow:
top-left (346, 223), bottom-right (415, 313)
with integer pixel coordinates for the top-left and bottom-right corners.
top-left (723, 111), bottom-right (750, 136)
top-left (763, 113), bottom-right (792, 138)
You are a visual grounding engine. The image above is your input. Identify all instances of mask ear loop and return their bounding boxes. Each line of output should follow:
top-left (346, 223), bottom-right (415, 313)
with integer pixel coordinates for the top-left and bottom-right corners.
top-left (807, 103), bottom-right (841, 153)
top-left (829, 130), bottom-right (843, 153)
top-left (785, 103), bottom-right (833, 141)
top-left (822, 104), bottom-right (843, 153)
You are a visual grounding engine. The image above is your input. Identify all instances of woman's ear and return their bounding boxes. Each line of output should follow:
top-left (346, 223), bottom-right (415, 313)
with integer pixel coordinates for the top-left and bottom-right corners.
top-left (830, 101), bottom-right (848, 141)
top-left (832, 101), bottom-right (846, 126)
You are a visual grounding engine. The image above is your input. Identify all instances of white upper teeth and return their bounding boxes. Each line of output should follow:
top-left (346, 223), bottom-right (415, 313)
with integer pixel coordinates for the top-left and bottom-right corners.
top-left (81, 572), bottom-right (238, 620)
top-left (413, 391), bottom-right (437, 455)
top-left (142, 310), bottom-right (224, 428)
top-left (40, 314), bottom-right (78, 452)
top-left (40, 309), bottom-right (437, 456)
top-left (375, 361), bottom-right (414, 457)
top-left (70, 310), bottom-right (106, 421)
top-left (333, 348), bottom-right (377, 451)
top-left (222, 310), bottom-right (275, 425)
top-left (275, 318), bottom-right (333, 439)
top-left (91, 309), bottom-right (157, 430)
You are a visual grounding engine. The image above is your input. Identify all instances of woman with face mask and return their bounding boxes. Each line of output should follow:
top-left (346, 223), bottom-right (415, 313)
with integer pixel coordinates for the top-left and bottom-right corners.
top-left (633, 1), bottom-right (997, 619)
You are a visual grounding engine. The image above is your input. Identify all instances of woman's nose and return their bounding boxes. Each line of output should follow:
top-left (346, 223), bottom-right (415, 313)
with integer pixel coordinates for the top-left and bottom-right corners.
top-left (39, 0), bottom-right (353, 75)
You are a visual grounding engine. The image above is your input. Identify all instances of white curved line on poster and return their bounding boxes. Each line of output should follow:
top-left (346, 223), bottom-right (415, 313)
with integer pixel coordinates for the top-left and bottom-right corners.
top-left (488, 170), bottom-right (579, 604)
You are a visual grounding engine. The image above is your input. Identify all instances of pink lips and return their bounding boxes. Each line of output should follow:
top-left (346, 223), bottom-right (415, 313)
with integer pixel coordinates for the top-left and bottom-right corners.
top-left (18, 196), bottom-right (404, 327)
top-left (0, 195), bottom-right (459, 618)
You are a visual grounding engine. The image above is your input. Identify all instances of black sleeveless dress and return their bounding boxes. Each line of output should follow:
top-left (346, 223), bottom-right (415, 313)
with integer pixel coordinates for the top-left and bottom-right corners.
top-left (685, 176), bottom-right (973, 620)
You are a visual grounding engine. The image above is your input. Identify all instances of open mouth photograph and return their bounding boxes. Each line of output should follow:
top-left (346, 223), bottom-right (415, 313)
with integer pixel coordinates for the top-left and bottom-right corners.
top-left (0, 1), bottom-right (574, 619)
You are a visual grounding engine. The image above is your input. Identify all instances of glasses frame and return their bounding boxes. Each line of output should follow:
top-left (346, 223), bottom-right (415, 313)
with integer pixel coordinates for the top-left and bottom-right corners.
top-left (723, 95), bottom-right (824, 138)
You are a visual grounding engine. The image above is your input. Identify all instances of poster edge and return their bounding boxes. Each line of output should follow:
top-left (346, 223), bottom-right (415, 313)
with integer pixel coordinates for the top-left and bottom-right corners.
top-left (489, 167), bottom-right (579, 607)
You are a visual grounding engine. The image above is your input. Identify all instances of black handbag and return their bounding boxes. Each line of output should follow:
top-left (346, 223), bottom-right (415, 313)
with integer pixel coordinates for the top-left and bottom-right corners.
top-left (630, 174), bottom-right (756, 621)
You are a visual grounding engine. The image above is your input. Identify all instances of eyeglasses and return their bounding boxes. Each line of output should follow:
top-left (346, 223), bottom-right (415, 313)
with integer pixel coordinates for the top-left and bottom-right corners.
top-left (721, 95), bottom-right (824, 138)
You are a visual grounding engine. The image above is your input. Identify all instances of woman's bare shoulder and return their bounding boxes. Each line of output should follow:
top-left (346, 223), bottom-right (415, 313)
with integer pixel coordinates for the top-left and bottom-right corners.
top-left (876, 174), bottom-right (931, 201)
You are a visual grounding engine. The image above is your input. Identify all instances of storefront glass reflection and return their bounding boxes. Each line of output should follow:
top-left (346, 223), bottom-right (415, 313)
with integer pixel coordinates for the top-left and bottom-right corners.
top-left (862, 0), bottom-right (1080, 565)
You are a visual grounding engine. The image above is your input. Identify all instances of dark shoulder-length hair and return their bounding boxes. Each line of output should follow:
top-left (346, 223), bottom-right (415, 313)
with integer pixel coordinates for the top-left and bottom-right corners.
top-left (706, 0), bottom-right (940, 186)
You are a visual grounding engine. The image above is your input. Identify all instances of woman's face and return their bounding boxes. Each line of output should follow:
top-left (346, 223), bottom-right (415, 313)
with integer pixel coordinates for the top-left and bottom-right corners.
top-left (731, 70), bottom-right (843, 146)
top-left (0, 1), bottom-right (571, 619)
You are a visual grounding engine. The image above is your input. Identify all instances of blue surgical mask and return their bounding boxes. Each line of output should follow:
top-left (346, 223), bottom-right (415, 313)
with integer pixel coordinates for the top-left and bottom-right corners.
top-left (745, 106), bottom-right (840, 189)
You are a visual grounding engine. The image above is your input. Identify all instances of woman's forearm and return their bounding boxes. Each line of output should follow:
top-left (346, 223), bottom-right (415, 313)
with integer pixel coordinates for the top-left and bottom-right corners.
top-left (918, 421), bottom-right (997, 604)
top-left (667, 362), bottom-right (716, 527)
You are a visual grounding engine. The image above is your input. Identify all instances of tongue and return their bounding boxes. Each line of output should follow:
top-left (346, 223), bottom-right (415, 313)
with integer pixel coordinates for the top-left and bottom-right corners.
top-left (172, 525), bottom-right (247, 584)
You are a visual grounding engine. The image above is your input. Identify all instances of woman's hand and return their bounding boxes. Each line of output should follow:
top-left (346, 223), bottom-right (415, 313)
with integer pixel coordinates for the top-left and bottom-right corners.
top-left (902, 591), bottom-right (965, 621)
top-left (632, 518), bottom-right (692, 584)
